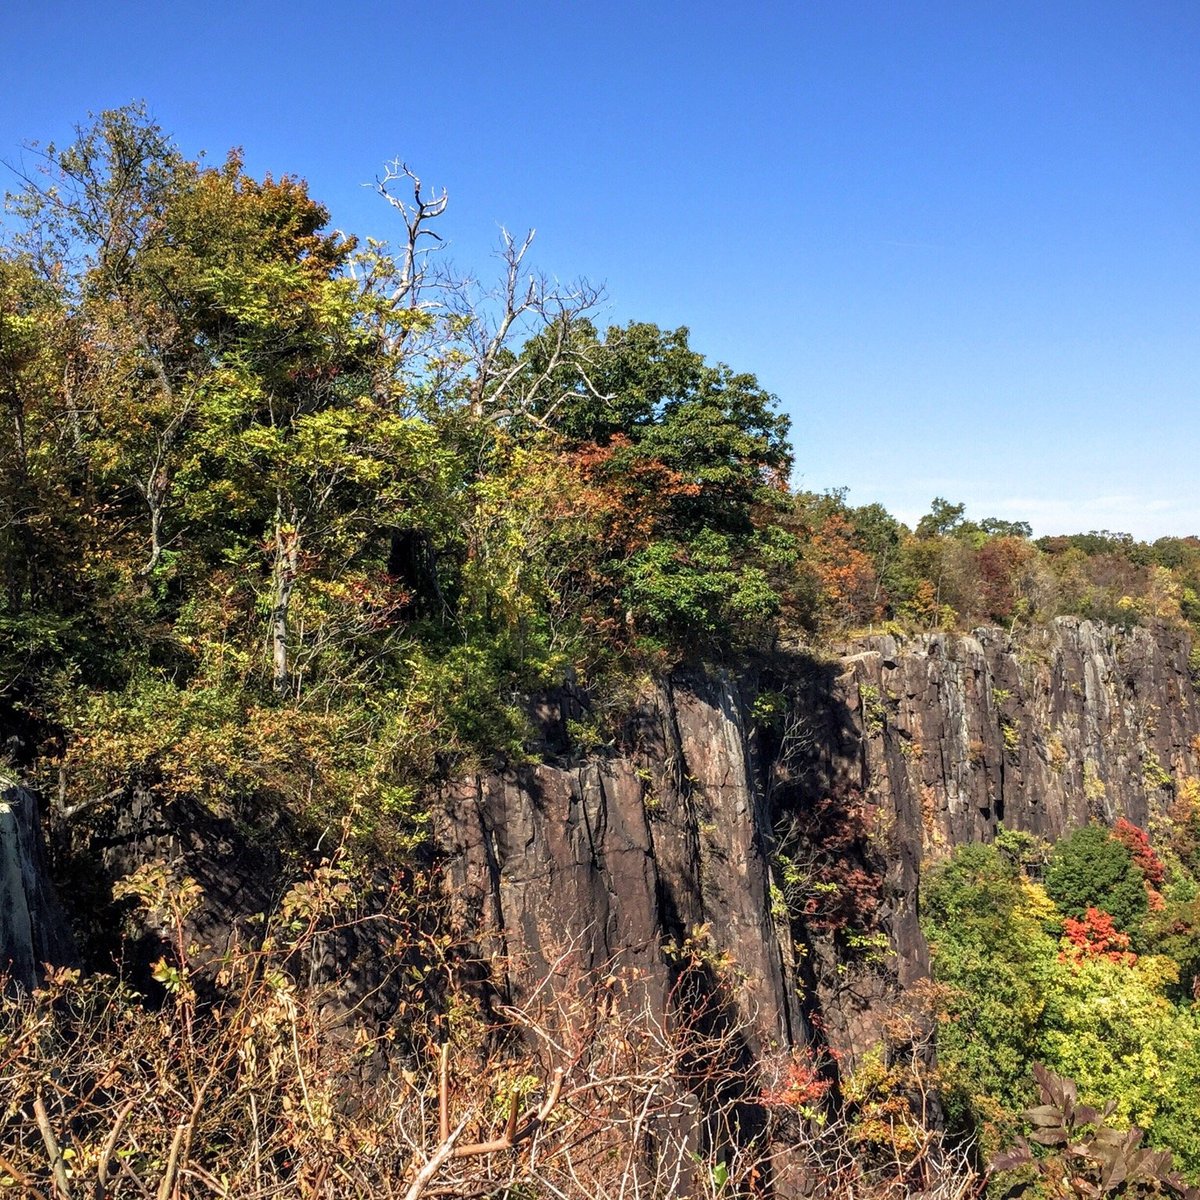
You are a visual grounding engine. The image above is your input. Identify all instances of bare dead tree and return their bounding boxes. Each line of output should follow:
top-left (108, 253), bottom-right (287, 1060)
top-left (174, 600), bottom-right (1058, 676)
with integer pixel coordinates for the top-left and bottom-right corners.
top-left (373, 161), bottom-right (449, 312)
top-left (459, 228), bottom-right (611, 425)
top-left (369, 159), bottom-right (613, 431)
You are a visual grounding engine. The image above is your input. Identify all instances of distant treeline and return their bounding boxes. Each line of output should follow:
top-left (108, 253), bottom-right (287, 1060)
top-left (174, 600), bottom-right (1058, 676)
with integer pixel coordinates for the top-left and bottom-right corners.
top-left (789, 490), bottom-right (1200, 637)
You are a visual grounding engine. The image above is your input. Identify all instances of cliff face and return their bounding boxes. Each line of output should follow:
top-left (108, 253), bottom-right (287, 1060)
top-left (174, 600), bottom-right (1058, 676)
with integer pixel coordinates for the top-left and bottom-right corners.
top-left (435, 617), bottom-right (1200, 1064)
top-left (0, 780), bottom-right (73, 990)
top-left (7, 618), bottom-right (1200, 1068)
top-left (437, 673), bottom-right (806, 1061)
top-left (796, 616), bottom-right (1200, 1053)
top-left (841, 617), bottom-right (1200, 846)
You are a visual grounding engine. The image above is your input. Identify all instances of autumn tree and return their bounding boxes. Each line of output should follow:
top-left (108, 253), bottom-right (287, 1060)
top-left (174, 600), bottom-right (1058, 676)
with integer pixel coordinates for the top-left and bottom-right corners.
top-left (921, 843), bottom-right (1061, 1134)
top-left (503, 320), bottom-right (796, 648)
top-left (1045, 823), bottom-right (1149, 936)
top-left (1061, 907), bottom-right (1137, 965)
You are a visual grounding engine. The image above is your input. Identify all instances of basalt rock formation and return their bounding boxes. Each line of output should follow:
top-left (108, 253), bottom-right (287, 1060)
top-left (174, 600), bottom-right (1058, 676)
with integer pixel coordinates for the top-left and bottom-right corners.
top-left (435, 672), bottom-right (816, 1064)
top-left (435, 616), bottom-right (1200, 1066)
top-left (6, 618), bottom-right (1200, 1070)
top-left (0, 778), bottom-right (73, 990)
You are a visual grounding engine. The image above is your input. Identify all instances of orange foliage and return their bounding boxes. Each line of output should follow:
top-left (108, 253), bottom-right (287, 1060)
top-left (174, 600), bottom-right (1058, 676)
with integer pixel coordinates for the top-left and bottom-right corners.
top-left (807, 512), bottom-right (881, 626)
top-left (1168, 781), bottom-right (1200, 875)
top-left (558, 435), bottom-right (700, 553)
top-left (1112, 817), bottom-right (1166, 888)
top-left (760, 1049), bottom-right (834, 1110)
top-left (1061, 907), bottom-right (1137, 966)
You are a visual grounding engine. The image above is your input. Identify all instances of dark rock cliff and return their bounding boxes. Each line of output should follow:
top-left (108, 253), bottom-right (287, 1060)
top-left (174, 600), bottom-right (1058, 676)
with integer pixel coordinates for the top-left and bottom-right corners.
top-left (6, 617), bottom-right (1200, 1070)
top-left (434, 617), bottom-right (1200, 1066)
top-left (0, 778), bottom-right (73, 989)
top-left (436, 672), bottom-right (811, 1063)
top-left (795, 616), bottom-right (1200, 1056)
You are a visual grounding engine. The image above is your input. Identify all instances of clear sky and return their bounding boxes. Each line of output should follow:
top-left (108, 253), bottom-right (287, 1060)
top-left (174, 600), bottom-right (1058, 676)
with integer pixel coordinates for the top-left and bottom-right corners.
top-left (3, 1), bottom-right (1198, 538)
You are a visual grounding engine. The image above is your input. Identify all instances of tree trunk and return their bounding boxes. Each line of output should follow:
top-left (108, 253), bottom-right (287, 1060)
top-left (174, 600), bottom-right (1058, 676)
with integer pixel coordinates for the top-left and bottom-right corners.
top-left (271, 502), bottom-right (300, 697)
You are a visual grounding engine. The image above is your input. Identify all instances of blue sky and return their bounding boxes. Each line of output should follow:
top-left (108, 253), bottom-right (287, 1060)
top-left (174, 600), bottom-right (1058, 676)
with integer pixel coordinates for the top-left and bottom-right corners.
top-left (4, 1), bottom-right (1198, 537)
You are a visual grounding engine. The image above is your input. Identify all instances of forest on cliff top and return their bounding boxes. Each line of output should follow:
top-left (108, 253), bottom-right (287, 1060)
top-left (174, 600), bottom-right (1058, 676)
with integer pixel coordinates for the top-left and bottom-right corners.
top-left (6, 107), bottom-right (1200, 1199)
top-left (3, 106), bottom-right (1199, 836)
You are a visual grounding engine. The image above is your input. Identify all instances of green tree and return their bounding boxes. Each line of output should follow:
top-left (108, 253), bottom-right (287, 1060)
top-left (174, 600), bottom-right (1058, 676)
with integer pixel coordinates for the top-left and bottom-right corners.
top-left (922, 843), bottom-right (1061, 1137)
top-left (915, 497), bottom-right (967, 540)
top-left (513, 321), bottom-right (795, 646)
top-left (0, 252), bottom-right (92, 708)
top-left (924, 840), bottom-right (1200, 1174)
top-left (1038, 953), bottom-right (1200, 1174)
top-left (1045, 823), bottom-right (1149, 935)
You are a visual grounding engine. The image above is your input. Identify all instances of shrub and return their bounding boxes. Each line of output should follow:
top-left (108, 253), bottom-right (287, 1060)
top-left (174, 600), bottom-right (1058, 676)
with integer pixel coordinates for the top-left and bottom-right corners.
top-left (992, 1064), bottom-right (1200, 1199)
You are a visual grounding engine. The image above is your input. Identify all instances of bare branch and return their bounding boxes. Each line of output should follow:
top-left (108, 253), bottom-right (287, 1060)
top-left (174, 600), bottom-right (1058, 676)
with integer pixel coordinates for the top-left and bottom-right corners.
top-left (32, 1094), bottom-right (72, 1200)
top-left (374, 160), bottom-right (449, 311)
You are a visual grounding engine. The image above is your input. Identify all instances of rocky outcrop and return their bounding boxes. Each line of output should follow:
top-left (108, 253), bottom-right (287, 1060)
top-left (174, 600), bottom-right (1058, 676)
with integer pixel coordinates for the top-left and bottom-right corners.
top-left (773, 616), bottom-right (1200, 1054)
top-left (837, 618), bottom-right (1200, 846)
top-left (435, 618), bottom-right (1200, 1066)
top-left (0, 779), bottom-right (73, 990)
top-left (53, 789), bottom-right (406, 1045)
top-left (5, 616), bottom-right (1198, 1079)
top-left (436, 672), bottom-right (809, 1061)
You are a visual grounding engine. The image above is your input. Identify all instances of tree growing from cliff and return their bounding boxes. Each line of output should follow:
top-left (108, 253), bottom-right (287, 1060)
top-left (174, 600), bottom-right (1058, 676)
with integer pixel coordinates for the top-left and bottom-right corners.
top-left (0, 103), bottom-right (816, 869)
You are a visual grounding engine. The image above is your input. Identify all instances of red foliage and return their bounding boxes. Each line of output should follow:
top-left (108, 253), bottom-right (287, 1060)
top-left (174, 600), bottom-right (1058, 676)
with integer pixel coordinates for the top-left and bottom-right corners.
top-left (793, 792), bottom-right (886, 936)
top-left (977, 536), bottom-right (1034, 623)
top-left (561, 435), bottom-right (701, 554)
top-left (1112, 817), bottom-right (1166, 888)
top-left (1061, 907), bottom-right (1137, 966)
top-left (759, 1049), bottom-right (834, 1110)
top-left (503, 438), bottom-right (704, 649)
